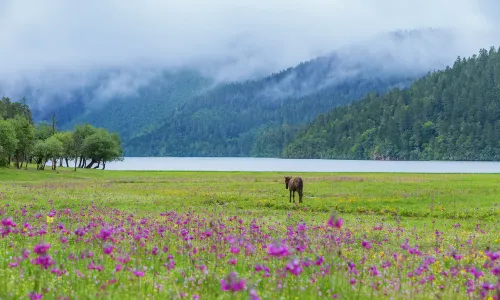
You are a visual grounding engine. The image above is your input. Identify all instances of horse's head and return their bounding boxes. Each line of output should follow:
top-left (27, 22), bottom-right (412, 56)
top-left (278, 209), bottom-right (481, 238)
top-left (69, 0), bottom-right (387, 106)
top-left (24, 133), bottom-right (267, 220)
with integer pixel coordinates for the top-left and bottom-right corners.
top-left (284, 176), bottom-right (291, 189)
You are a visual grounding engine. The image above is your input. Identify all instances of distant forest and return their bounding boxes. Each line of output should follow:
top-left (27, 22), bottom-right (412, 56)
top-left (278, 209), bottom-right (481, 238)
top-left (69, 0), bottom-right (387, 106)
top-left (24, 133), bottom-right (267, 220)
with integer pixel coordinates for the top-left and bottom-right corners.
top-left (284, 47), bottom-right (500, 161)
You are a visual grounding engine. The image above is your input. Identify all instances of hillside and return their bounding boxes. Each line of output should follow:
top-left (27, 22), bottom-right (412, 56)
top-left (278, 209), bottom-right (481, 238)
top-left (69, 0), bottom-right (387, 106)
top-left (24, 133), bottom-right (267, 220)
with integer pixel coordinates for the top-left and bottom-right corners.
top-left (284, 47), bottom-right (500, 161)
top-left (125, 29), bottom-right (458, 157)
top-left (5, 28), bottom-right (463, 157)
top-left (29, 70), bottom-right (212, 141)
top-left (124, 70), bottom-right (414, 157)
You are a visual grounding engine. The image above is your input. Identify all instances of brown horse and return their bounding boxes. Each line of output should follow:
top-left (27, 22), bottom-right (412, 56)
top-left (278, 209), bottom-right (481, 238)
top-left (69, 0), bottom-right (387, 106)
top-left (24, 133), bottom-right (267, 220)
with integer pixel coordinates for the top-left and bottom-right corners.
top-left (284, 176), bottom-right (303, 203)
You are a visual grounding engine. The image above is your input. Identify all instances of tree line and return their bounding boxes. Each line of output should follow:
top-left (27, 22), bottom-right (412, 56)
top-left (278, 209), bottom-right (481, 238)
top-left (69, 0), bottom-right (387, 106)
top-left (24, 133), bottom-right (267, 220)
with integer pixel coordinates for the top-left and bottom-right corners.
top-left (284, 46), bottom-right (500, 161)
top-left (0, 97), bottom-right (123, 170)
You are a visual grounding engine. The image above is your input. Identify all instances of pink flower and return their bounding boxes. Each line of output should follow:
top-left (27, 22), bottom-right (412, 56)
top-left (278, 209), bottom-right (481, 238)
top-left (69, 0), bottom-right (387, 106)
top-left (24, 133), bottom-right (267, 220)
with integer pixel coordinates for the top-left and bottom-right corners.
top-left (486, 251), bottom-right (500, 261)
top-left (491, 266), bottom-right (500, 276)
top-left (249, 288), bottom-right (260, 300)
top-left (267, 242), bottom-right (289, 257)
top-left (2, 217), bottom-right (16, 227)
top-left (97, 227), bottom-right (113, 241)
top-left (327, 215), bottom-right (343, 229)
top-left (133, 270), bottom-right (145, 277)
top-left (315, 256), bottom-right (324, 266)
top-left (361, 240), bottom-right (372, 250)
top-left (33, 243), bottom-right (50, 255)
top-left (28, 292), bottom-right (43, 300)
top-left (103, 244), bottom-right (114, 255)
top-left (33, 255), bottom-right (55, 270)
top-left (286, 258), bottom-right (303, 276)
top-left (230, 245), bottom-right (240, 254)
top-left (220, 272), bottom-right (245, 292)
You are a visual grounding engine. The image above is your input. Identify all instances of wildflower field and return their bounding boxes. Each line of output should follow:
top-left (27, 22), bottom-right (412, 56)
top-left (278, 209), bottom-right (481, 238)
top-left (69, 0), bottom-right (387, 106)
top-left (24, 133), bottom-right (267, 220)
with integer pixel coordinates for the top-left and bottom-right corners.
top-left (0, 168), bottom-right (499, 299)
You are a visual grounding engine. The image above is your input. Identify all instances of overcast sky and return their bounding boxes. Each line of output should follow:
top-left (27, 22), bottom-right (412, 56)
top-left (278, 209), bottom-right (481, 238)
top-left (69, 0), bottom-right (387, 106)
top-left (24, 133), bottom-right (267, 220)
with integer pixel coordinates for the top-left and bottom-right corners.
top-left (1, 0), bottom-right (498, 75)
top-left (0, 0), bottom-right (499, 108)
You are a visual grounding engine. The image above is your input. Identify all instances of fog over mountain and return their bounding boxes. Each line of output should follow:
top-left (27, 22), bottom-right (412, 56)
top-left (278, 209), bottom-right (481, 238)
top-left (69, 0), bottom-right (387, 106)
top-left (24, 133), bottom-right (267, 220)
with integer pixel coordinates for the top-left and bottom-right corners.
top-left (1, 0), bottom-right (499, 112)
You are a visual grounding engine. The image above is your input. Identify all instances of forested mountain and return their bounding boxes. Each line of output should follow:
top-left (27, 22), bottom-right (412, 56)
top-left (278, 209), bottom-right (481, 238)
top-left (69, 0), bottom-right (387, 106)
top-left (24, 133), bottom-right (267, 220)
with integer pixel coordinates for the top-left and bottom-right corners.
top-left (284, 47), bottom-right (500, 161)
top-left (124, 29), bottom-right (458, 157)
top-left (3, 28), bottom-right (463, 157)
top-left (28, 70), bottom-right (212, 141)
top-left (124, 71), bottom-right (415, 157)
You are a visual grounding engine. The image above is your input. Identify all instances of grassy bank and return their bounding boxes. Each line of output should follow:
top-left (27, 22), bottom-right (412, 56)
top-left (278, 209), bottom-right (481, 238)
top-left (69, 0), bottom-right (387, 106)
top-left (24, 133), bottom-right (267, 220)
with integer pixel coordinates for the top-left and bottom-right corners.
top-left (1, 166), bottom-right (499, 219)
top-left (0, 167), bottom-right (499, 299)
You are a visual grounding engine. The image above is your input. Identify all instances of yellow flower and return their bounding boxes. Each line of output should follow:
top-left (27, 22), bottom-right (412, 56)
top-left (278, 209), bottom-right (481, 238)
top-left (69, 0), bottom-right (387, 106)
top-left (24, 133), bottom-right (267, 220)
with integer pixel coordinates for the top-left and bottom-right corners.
top-left (46, 216), bottom-right (54, 224)
top-left (23, 228), bottom-right (27, 232)
top-left (379, 251), bottom-right (385, 257)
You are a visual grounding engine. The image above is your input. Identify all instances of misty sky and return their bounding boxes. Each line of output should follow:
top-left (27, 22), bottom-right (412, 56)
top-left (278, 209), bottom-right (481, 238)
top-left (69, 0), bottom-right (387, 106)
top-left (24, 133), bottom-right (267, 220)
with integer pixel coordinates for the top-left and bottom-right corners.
top-left (1, 0), bottom-right (498, 76)
top-left (1, 0), bottom-right (499, 109)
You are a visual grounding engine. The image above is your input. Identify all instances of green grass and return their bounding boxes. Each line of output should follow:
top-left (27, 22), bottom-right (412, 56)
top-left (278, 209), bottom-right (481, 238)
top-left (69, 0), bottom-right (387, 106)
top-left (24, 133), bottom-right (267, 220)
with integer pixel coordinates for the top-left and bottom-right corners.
top-left (2, 166), bottom-right (500, 220)
top-left (1, 166), bottom-right (499, 299)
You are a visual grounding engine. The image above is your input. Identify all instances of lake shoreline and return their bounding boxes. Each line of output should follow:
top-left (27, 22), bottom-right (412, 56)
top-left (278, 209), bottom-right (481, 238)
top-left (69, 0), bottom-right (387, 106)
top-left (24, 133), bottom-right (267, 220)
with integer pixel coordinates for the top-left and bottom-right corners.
top-left (90, 157), bottom-right (500, 173)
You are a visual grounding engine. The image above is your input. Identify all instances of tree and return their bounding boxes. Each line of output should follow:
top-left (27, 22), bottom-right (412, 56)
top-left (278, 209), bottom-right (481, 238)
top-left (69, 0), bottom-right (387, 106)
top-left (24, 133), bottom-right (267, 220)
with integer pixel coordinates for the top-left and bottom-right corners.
top-left (35, 123), bottom-right (54, 141)
top-left (284, 46), bottom-right (500, 161)
top-left (73, 124), bottom-right (97, 168)
top-left (10, 116), bottom-right (35, 169)
top-left (32, 136), bottom-right (63, 170)
top-left (81, 128), bottom-right (123, 169)
top-left (0, 119), bottom-right (17, 167)
top-left (54, 132), bottom-right (75, 167)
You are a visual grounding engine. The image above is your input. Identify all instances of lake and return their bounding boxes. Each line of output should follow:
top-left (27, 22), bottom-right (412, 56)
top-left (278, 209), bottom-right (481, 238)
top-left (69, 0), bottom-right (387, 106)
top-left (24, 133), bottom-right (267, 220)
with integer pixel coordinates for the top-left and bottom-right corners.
top-left (101, 157), bottom-right (500, 173)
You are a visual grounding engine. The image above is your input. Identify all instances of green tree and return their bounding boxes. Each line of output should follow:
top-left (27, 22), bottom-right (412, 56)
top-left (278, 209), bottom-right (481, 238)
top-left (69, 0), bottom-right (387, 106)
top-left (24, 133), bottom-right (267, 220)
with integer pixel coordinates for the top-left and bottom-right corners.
top-left (0, 119), bottom-right (17, 167)
top-left (73, 124), bottom-right (98, 169)
top-left (10, 116), bottom-right (35, 169)
top-left (81, 128), bottom-right (123, 169)
top-left (54, 131), bottom-right (76, 167)
top-left (284, 47), bottom-right (500, 161)
top-left (33, 136), bottom-right (63, 170)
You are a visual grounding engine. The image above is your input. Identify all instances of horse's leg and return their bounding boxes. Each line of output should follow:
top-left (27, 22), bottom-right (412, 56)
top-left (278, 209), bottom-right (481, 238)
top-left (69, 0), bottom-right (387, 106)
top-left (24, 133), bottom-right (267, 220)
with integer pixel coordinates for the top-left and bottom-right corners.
top-left (289, 190), bottom-right (292, 203)
top-left (293, 190), bottom-right (295, 203)
top-left (299, 189), bottom-right (303, 203)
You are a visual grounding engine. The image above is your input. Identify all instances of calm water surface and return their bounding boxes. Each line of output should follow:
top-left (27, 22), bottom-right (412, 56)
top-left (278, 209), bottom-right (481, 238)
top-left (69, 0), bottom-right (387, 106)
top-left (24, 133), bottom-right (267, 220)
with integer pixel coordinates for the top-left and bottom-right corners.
top-left (103, 157), bottom-right (500, 173)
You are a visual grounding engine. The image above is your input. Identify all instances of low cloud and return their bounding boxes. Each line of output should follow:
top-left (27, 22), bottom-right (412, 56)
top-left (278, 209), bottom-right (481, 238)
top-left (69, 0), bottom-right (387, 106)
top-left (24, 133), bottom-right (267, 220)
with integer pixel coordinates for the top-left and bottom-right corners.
top-left (0, 0), bottom-right (499, 108)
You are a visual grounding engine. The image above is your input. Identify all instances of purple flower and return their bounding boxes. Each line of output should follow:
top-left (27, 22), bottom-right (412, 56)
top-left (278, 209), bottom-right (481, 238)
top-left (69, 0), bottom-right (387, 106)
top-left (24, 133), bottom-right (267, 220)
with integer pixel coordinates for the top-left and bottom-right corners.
top-left (369, 265), bottom-right (380, 276)
top-left (230, 245), bottom-right (240, 254)
top-left (286, 258), bottom-right (303, 276)
top-left (33, 243), bottom-right (50, 255)
top-left (486, 251), bottom-right (500, 261)
top-left (28, 292), bottom-right (43, 300)
top-left (220, 272), bottom-right (245, 292)
top-left (361, 240), bottom-right (372, 250)
top-left (33, 255), bottom-right (55, 270)
top-left (315, 256), bottom-right (324, 266)
top-left (327, 215), bottom-right (343, 229)
top-left (2, 217), bottom-right (16, 227)
top-left (103, 244), bottom-right (114, 255)
top-left (470, 267), bottom-right (484, 279)
top-left (133, 270), bottom-right (145, 277)
top-left (267, 241), bottom-right (289, 257)
top-left (482, 282), bottom-right (495, 291)
top-left (491, 266), bottom-right (500, 276)
top-left (249, 288), bottom-right (260, 300)
top-left (97, 227), bottom-right (113, 241)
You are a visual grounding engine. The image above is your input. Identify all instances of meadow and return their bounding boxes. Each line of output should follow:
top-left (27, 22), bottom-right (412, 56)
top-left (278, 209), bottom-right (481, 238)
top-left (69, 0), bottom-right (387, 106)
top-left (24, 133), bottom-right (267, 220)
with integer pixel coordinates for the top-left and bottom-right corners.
top-left (0, 167), bottom-right (499, 299)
